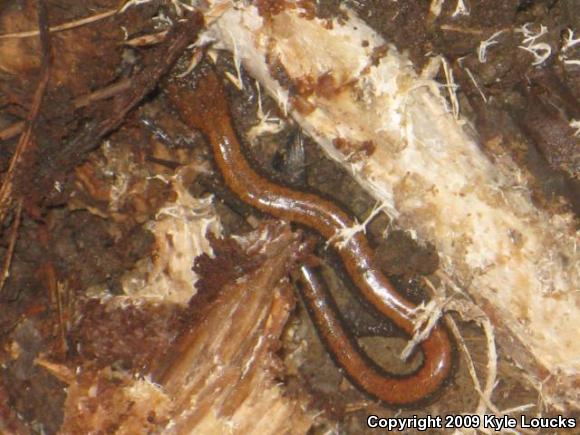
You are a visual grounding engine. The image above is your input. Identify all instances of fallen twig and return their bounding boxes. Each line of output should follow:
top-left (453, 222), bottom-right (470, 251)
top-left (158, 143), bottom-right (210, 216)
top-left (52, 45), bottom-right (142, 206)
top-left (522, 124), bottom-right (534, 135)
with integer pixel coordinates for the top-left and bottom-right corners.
top-left (0, 199), bottom-right (23, 296)
top-left (0, 8), bottom-right (117, 40)
top-left (125, 30), bottom-right (169, 47)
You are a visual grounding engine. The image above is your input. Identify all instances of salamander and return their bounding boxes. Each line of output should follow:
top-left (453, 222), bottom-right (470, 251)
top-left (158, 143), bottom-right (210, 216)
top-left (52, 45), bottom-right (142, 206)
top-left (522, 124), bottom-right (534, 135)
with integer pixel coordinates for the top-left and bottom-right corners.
top-left (170, 68), bottom-right (453, 405)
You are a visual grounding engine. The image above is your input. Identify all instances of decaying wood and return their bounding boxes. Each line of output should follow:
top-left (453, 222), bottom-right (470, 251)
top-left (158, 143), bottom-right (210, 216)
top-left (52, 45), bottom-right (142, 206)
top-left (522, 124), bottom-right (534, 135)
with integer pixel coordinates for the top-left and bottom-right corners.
top-left (58, 223), bottom-right (313, 434)
top-left (49, 127), bottom-right (314, 432)
top-left (199, 1), bottom-right (580, 411)
top-left (36, 11), bottom-right (204, 198)
top-left (153, 223), bottom-right (312, 434)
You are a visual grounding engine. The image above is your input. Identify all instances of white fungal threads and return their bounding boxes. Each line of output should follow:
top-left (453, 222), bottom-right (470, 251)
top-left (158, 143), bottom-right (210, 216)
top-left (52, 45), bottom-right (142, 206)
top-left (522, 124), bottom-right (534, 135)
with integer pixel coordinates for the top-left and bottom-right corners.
top-left (120, 0), bottom-right (154, 13)
top-left (400, 296), bottom-right (450, 360)
top-left (562, 28), bottom-right (580, 51)
top-left (223, 31), bottom-right (245, 90)
top-left (247, 82), bottom-right (285, 142)
top-left (560, 28), bottom-right (580, 67)
top-left (519, 44), bottom-right (552, 66)
top-left (570, 120), bottom-right (580, 137)
top-left (517, 24), bottom-right (552, 66)
top-left (478, 30), bottom-right (506, 63)
top-left (518, 23), bottom-right (548, 45)
top-left (329, 202), bottom-right (390, 250)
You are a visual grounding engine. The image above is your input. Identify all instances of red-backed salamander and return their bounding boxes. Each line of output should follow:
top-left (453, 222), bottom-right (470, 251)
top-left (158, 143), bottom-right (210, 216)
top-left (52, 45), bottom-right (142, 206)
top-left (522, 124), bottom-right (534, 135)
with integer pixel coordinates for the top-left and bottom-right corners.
top-left (169, 68), bottom-right (453, 406)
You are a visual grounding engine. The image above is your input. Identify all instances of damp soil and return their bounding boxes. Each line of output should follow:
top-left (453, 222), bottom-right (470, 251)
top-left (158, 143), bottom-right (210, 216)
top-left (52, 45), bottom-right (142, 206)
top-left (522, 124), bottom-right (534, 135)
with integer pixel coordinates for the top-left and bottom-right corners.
top-left (0, 0), bottom-right (578, 433)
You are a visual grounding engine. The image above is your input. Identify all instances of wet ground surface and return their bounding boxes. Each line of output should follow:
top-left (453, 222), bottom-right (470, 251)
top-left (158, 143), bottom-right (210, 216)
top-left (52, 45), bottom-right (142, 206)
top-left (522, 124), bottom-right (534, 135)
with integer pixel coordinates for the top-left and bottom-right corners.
top-left (0, 0), bottom-right (578, 433)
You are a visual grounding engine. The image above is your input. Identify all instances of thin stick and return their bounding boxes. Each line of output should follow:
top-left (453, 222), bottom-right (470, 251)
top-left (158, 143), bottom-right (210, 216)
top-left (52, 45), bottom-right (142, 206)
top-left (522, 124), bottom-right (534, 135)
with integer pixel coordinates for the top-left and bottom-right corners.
top-left (125, 30), bottom-right (169, 47)
top-left (72, 78), bottom-right (132, 108)
top-left (56, 280), bottom-right (68, 354)
top-left (0, 122), bottom-right (25, 142)
top-left (0, 9), bottom-right (118, 40)
top-left (0, 199), bottom-right (23, 294)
